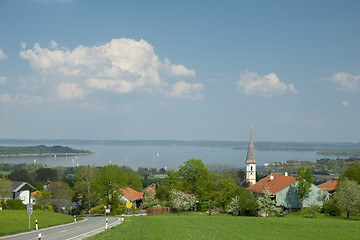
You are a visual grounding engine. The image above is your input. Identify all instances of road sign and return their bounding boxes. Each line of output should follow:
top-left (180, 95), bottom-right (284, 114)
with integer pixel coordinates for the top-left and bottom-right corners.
top-left (126, 202), bottom-right (132, 208)
top-left (27, 204), bottom-right (33, 215)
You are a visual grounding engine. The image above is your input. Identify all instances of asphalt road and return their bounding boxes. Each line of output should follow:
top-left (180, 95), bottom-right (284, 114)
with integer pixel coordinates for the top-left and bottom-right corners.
top-left (0, 216), bottom-right (121, 240)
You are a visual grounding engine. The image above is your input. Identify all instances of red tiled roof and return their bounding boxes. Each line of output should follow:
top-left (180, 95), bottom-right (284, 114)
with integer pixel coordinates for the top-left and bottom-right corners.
top-left (120, 187), bottom-right (144, 201)
top-left (318, 180), bottom-right (337, 191)
top-left (248, 173), bottom-right (298, 195)
top-left (143, 183), bottom-right (156, 197)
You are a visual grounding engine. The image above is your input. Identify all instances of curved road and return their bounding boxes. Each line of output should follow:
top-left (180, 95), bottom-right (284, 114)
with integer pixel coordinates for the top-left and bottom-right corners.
top-left (0, 217), bottom-right (121, 240)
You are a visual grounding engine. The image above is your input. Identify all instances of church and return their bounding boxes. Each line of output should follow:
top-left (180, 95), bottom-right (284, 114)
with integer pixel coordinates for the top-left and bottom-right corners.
top-left (244, 127), bottom-right (256, 186)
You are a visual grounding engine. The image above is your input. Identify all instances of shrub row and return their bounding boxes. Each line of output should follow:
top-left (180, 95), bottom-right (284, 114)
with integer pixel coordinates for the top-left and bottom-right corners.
top-left (146, 207), bottom-right (171, 215)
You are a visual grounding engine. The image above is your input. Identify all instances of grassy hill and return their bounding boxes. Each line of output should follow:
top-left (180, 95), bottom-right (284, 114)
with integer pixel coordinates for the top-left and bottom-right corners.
top-left (88, 212), bottom-right (360, 240)
top-left (0, 210), bottom-right (77, 236)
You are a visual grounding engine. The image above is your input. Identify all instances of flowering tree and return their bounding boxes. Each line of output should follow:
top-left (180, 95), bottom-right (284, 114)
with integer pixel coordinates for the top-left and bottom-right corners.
top-left (334, 178), bottom-right (360, 218)
top-left (169, 189), bottom-right (197, 215)
top-left (227, 196), bottom-right (242, 216)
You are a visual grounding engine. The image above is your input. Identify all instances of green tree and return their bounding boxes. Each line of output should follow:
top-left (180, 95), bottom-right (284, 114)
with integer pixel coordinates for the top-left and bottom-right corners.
top-left (340, 161), bottom-right (360, 184)
top-left (35, 168), bottom-right (60, 182)
top-left (33, 190), bottom-right (52, 208)
top-left (176, 158), bottom-right (210, 200)
top-left (74, 166), bottom-right (98, 213)
top-left (0, 177), bottom-right (12, 202)
top-left (47, 181), bottom-right (74, 212)
top-left (257, 189), bottom-right (281, 217)
top-left (93, 165), bottom-right (128, 214)
top-left (8, 169), bottom-right (34, 184)
top-left (297, 166), bottom-right (314, 211)
top-left (334, 179), bottom-right (360, 219)
top-left (126, 168), bottom-right (143, 191)
top-left (211, 173), bottom-right (237, 211)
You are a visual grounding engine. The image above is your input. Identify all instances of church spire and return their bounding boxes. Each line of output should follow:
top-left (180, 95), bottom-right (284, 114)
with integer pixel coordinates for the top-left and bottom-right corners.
top-left (245, 126), bottom-right (256, 164)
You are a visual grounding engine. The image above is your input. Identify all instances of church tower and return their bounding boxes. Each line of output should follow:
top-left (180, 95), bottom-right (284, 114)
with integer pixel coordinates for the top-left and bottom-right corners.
top-left (245, 127), bottom-right (256, 186)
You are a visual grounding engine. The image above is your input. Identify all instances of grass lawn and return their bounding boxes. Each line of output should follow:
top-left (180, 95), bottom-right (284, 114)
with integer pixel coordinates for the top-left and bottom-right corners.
top-left (0, 210), bottom-right (77, 236)
top-left (88, 212), bottom-right (360, 240)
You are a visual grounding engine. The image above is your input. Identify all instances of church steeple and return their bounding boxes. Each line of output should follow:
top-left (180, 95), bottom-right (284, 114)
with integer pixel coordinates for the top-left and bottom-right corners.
top-left (246, 126), bottom-right (256, 164)
top-left (245, 127), bottom-right (256, 186)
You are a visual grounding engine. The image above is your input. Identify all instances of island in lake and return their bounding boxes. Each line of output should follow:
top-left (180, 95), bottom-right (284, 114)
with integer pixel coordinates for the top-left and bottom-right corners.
top-left (0, 145), bottom-right (92, 157)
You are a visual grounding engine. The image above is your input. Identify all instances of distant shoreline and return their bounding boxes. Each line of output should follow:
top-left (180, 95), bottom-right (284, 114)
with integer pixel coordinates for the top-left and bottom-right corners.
top-left (0, 152), bottom-right (91, 158)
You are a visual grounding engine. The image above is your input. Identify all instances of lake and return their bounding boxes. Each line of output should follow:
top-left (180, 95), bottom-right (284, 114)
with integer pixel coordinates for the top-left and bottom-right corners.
top-left (0, 139), bottom-right (342, 170)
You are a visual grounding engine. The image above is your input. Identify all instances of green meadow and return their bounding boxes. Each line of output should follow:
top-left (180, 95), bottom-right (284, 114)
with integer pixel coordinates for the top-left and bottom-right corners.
top-left (88, 213), bottom-right (360, 240)
top-left (0, 210), bottom-right (77, 237)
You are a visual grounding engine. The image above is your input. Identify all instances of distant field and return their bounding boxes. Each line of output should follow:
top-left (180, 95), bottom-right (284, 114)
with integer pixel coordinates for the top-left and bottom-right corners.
top-left (0, 210), bottom-right (77, 237)
top-left (88, 213), bottom-right (360, 240)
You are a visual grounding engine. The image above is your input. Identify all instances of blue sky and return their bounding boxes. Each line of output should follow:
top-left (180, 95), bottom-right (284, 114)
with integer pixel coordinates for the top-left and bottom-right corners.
top-left (0, 0), bottom-right (359, 142)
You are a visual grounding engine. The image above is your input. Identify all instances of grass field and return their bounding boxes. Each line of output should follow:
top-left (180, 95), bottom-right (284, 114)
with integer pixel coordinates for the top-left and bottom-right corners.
top-left (88, 212), bottom-right (360, 240)
top-left (0, 210), bottom-right (77, 237)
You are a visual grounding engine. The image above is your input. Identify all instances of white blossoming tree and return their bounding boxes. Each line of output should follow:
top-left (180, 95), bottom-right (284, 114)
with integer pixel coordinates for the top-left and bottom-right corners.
top-left (169, 189), bottom-right (197, 215)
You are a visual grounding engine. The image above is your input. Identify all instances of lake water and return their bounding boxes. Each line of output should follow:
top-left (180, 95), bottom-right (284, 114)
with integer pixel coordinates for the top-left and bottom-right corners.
top-left (0, 140), bottom-right (339, 170)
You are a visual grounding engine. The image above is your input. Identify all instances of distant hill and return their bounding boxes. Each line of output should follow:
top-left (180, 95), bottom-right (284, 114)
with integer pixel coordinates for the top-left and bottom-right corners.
top-left (0, 145), bottom-right (91, 157)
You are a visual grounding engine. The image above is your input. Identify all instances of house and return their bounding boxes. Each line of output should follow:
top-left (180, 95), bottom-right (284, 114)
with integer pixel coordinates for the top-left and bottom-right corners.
top-left (318, 180), bottom-right (338, 196)
top-left (248, 173), bottom-right (329, 213)
top-left (11, 181), bottom-right (37, 204)
top-left (143, 183), bottom-right (156, 198)
top-left (120, 187), bottom-right (144, 208)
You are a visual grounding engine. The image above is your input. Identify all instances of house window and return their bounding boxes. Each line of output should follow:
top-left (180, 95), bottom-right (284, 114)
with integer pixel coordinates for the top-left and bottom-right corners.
top-left (251, 166), bottom-right (253, 171)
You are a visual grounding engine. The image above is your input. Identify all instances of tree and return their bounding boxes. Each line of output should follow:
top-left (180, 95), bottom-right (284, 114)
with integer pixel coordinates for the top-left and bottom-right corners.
top-left (169, 189), bottom-right (197, 215)
top-left (33, 190), bottom-right (52, 208)
top-left (126, 168), bottom-right (143, 191)
top-left (211, 173), bottom-right (237, 212)
top-left (176, 158), bottom-right (210, 200)
top-left (257, 189), bottom-right (281, 217)
top-left (47, 181), bottom-right (74, 212)
top-left (93, 165), bottom-right (128, 214)
top-left (137, 167), bottom-right (152, 179)
top-left (8, 169), bottom-right (34, 184)
top-left (74, 166), bottom-right (98, 213)
top-left (0, 178), bottom-right (12, 202)
top-left (297, 166), bottom-right (314, 211)
top-left (35, 168), bottom-right (59, 182)
top-left (334, 179), bottom-right (360, 218)
top-left (340, 161), bottom-right (360, 184)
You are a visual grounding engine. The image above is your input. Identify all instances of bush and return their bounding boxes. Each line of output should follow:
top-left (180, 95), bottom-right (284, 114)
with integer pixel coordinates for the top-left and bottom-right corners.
top-left (33, 204), bottom-right (43, 210)
top-left (321, 201), bottom-right (341, 216)
top-left (6, 199), bottom-right (26, 210)
top-left (89, 205), bottom-right (105, 215)
top-left (116, 205), bottom-right (126, 215)
top-left (44, 205), bottom-right (53, 212)
top-left (146, 207), bottom-right (171, 215)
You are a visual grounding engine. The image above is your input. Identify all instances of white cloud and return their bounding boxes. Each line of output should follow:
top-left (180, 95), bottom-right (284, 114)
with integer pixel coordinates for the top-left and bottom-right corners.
top-left (0, 76), bottom-right (7, 84)
top-left (167, 81), bottom-right (204, 100)
top-left (49, 40), bottom-right (58, 49)
top-left (19, 38), bottom-right (201, 101)
top-left (0, 94), bottom-right (14, 103)
top-left (341, 101), bottom-right (349, 107)
top-left (20, 41), bottom-right (26, 49)
top-left (0, 93), bottom-right (43, 104)
top-left (57, 82), bottom-right (89, 100)
top-left (0, 49), bottom-right (8, 60)
top-left (236, 71), bottom-right (297, 97)
top-left (333, 72), bottom-right (360, 91)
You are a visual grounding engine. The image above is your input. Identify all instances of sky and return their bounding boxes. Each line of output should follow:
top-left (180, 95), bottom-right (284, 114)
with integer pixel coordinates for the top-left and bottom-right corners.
top-left (0, 0), bottom-right (359, 142)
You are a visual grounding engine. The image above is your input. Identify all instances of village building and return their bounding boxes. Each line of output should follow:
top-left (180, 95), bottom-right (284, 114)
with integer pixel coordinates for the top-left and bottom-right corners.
top-left (318, 180), bottom-right (338, 196)
top-left (11, 181), bottom-right (37, 204)
top-left (248, 173), bottom-right (329, 213)
top-left (143, 183), bottom-right (156, 198)
top-left (120, 187), bottom-right (144, 208)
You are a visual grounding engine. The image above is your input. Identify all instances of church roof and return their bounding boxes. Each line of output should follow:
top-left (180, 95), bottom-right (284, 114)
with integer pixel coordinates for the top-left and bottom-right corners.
top-left (248, 173), bottom-right (298, 195)
top-left (245, 128), bottom-right (256, 164)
